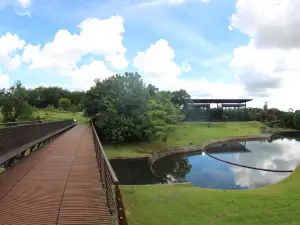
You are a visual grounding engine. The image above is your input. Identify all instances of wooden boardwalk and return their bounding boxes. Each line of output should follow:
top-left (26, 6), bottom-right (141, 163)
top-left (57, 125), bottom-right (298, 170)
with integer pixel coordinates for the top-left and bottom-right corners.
top-left (0, 125), bottom-right (111, 225)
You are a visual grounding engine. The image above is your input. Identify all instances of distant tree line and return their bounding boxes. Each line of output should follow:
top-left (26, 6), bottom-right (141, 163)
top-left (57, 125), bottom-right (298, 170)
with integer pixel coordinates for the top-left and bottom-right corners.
top-left (2, 73), bottom-right (299, 144)
top-left (0, 81), bottom-right (85, 122)
top-left (247, 102), bottom-right (300, 129)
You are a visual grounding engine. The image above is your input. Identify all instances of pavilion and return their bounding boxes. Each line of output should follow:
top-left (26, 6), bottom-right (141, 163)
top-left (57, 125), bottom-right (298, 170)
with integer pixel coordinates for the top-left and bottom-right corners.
top-left (186, 99), bottom-right (253, 122)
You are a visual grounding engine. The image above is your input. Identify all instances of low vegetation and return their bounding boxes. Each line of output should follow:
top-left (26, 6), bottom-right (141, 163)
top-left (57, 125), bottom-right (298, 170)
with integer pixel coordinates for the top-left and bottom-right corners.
top-left (104, 121), bottom-right (262, 158)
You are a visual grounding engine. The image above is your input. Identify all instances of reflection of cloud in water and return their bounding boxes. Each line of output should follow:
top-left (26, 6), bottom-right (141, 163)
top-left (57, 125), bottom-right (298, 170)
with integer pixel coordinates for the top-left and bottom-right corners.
top-left (233, 139), bottom-right (300, 171)
top-left (231, 166), bottom-right (291, 188)
top-left (229, 139), bottom-right (299, 188)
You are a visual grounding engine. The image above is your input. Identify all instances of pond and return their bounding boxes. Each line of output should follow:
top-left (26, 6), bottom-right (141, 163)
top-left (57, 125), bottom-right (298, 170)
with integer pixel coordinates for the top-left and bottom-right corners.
top-left (110, 134), bottom-right (300, 190)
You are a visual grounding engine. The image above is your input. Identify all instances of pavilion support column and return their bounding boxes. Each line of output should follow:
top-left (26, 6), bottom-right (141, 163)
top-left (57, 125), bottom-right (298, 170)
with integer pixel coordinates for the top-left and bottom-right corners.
top-left (237, 104), bottom-right (240, 121)
top-left (245, 103), bottom-right (247, 121)
top-left (221, 103), bottom-right (223, 120)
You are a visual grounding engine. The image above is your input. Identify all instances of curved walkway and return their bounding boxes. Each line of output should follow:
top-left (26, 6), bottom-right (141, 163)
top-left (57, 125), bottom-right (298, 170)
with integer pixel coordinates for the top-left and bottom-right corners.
top-left (0, 125), bottom-right (111, 225)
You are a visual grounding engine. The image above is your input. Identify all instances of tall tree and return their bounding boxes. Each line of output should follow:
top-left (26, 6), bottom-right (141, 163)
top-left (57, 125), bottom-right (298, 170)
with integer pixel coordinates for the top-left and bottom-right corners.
top-left (1, 81), bottom-right (33, 122)
top-left (293, 110), bottom-right (300, 129)
top-left (84, 72), bottom-right (184, 143)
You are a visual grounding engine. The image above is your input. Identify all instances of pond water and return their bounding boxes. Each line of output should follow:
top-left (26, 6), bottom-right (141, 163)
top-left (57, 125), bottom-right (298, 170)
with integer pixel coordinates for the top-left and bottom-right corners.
top-left (110, 134), bottom-right (300, 190)
top-left (110, 158), bottom-right (164, 185)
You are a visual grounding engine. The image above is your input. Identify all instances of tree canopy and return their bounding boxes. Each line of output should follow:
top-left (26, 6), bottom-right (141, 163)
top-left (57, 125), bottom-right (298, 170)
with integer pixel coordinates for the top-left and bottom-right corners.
top-left (0, 81), bottom-right (34, 122)
top-left (59, 98), bottom-right (72, 110)
top-left (84, 72), bottom-right (187, 143)
top-left (27, 86), bottom-right (84, 109)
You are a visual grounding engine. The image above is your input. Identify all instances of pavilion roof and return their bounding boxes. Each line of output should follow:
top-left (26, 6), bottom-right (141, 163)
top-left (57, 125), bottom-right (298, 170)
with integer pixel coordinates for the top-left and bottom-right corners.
top-left (191, 99), bottom-right (252, 104)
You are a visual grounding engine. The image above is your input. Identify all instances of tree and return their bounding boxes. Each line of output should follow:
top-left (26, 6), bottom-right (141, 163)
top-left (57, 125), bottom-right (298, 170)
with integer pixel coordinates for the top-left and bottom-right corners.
top-left (0, 81), bottom-right (33, 122)
top-left (171, 89), bottom-right (191, 118)
top-left (84, 72), bottom-right (184, 143)
top-left (27, 86), bottom-right (74, 108)
top-left (147, 84), bottom-right (159, 96)
top-left (171, 89), bottom-right (191, 107)
top-left (293, 110), bottom-right (300, 129)
top-left (144, 91), bottom-right (183, 141)
top-left (58, 98), bottom-right (71, 110)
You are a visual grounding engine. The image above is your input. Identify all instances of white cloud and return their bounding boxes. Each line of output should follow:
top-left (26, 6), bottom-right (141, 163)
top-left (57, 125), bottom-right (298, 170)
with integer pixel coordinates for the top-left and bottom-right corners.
top-left (63, 60), bottom-right (114, 90)
top-left (230, 0), bottom-right (300, 110)
top-left (22, 15), bottom-right (127, 72)
top-left (139, 0), bottom-right (210, 7)
top-left (133, 39), bottom-right (181, 81)
top-left (181, 60), bottom-right (191, 72)
top-left (17, 0), bottom-right (31, 8)
top-left (0, 70), bottom-right (9, 89)
top-left (230, 0), bottom-right (300, 49)
top-left (133, 39), bottom-right (246, 98)
top-left (0, 33), bottom-right (25, 70)
top-left (105, 54), bottom-right (129, 70)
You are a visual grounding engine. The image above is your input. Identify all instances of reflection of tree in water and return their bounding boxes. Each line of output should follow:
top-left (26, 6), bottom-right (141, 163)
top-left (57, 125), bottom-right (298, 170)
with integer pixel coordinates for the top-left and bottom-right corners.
top-left (110, 158), bottom-right (163, 185)
top-left (153, 154), bottom-right (192, 181)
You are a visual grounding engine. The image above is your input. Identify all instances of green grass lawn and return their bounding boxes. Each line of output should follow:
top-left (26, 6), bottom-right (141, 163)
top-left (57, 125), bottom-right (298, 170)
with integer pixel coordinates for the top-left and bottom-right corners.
top-left (104, 121), bottom-right (263, 158)
top-left (0, 110), bottom-right (88, 125)
top-left (119, 121), bottom-right (300, 225)
top-left (122, 168), bottom-right (300, 225)
top-left (36, 111), bottom-right (88, 124)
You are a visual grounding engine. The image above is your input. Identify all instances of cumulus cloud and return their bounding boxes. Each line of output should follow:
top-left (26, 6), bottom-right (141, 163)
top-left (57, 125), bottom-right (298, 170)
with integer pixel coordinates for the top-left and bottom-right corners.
top-left (230, 0), bottom-right (300, 49)
top-left (63, 60), bottom-right (114, 90)
top-left (105, 54), bottom-right (129, 70)
top-left (133, 39), bottom-right (181, 81)
top-left (0, 33), bottom-right (25, 70)
top-left (133, 39), bottom-right (246, 98)
top-left (22, 15), bottom-right (127, 71)
top-left (230, 0), bottom-right (300, 109)
top-left (0, 70), bottom-right (9, 89)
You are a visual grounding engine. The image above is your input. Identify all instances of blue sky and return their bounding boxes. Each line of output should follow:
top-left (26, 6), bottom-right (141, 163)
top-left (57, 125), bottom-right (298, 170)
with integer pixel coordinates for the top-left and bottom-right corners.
top-left (1, 0), bottom-right (300, 110)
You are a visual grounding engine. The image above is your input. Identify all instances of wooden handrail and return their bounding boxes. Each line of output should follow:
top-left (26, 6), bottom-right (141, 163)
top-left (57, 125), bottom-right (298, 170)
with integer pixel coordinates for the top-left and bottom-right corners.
top-left (91, 121), bottom-right (128, 225)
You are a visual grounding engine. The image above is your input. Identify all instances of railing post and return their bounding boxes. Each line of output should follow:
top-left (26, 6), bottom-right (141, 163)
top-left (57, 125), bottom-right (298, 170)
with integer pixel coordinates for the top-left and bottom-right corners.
top-left (115, 183), bottom-right (128, 225)
top-left (91, 121), bottom-right (128, 225)
top-left (104, 166), bottom-right (112, 214)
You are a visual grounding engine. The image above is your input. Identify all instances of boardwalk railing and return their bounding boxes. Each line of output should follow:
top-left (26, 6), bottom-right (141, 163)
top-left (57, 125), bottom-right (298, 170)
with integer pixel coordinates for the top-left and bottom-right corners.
top-left (0, 120), bottom-right (76, 166)
top-left (0, 120), bottom-right (44, 128)
top-left (91, 122), bottom-right (128, 225)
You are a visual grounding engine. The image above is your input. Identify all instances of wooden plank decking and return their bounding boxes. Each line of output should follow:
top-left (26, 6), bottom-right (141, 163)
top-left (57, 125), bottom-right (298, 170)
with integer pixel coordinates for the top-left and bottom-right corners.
top-left (0, 125), bottom-right (111, 225)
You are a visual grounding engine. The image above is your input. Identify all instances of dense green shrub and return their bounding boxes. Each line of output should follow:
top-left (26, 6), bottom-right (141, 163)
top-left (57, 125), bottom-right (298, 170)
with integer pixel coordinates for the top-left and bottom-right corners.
top-left (85, 73), bottom-right (185, 143)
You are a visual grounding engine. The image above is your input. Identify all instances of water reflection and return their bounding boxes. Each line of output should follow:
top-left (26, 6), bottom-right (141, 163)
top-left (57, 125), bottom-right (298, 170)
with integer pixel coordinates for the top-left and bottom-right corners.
top-left (153, 152), bottom-right (292, 190)
top-left (207, 138), bottom-right (300, 171)
top-left (110, 158), bottom-right (163, 185)
top-left (111, 137), bottom-right (300, 190)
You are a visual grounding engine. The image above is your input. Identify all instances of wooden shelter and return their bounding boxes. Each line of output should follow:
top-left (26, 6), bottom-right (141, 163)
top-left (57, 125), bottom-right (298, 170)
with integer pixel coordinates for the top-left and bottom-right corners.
top-left (186, 99), bottom-right (253, 122)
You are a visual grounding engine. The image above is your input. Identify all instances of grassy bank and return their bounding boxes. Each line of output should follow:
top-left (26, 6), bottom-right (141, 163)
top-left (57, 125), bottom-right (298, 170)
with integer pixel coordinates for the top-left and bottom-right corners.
top-left (0, 110), bottom-right (88, 125)
top-left (36, 111), bottom-right (88, 124)
top-left (104, 121), bottom-right (263, 158)
top-left (122, 168), bottom-right (300, 225)
top-left (119, 121), bottom-right (300, 225)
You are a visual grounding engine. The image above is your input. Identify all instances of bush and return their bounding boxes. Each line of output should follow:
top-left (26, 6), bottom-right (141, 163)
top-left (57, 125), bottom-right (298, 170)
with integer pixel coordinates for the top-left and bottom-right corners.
top-left (58, 98), bottom-right (71, 110)
top-left (45, 104), bottom-right (56, 113)
top-left (70, 105), bottom-right (81, 113)
top-left (293, 110), bottom-right (300, 129)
